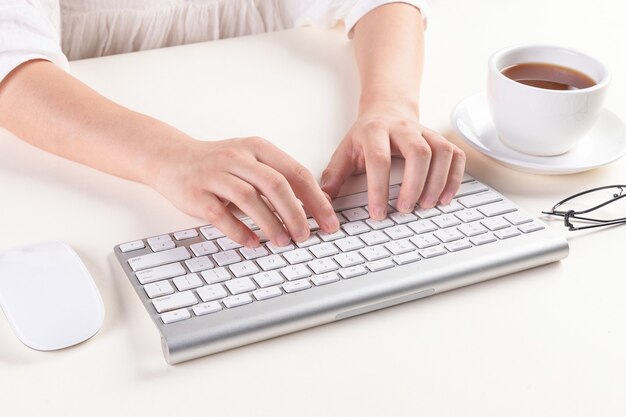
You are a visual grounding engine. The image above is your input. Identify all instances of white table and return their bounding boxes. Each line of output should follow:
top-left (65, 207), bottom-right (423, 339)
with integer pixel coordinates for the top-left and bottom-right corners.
top-left (1, 1), bottom-right (625, 415)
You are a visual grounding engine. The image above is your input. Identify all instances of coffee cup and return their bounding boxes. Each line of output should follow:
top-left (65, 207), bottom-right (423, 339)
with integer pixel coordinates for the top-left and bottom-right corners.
top-left (487, 44), bottom-right (610, 156)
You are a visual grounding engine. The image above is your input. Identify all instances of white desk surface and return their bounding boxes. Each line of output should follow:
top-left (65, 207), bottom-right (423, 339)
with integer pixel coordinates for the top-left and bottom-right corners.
top-left (1, 1), bottom-right (625, 416)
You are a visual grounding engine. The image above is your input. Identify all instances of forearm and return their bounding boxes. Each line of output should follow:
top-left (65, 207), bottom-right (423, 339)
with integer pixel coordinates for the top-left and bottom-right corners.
top-left (0, 60), bottom-right (190, 186)
top-left (351, 3), bottom-right (425, 114)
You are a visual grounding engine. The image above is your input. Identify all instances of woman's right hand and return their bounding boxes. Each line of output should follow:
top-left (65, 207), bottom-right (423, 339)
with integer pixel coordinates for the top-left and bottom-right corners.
top-left (150, 136), bottom-right (339, 248)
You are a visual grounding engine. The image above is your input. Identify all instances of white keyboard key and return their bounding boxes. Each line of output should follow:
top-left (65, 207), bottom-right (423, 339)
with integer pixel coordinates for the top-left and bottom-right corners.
top-left (360, 230), bottom-right (390, 246)
top-left (407, 219), bottom-right (437, 234)
top-left (283, 249), bottom-right (314, 264)
top-left (414, 207), bottom-right (441, 219)
top-left (119, 240), bottom-right (145, 253)
top-left (385, 238), bottom-right (416, 255)
top-left (254, 230), bottom-right (270, 243)
top-left (201, 267), bottom-right (231, 284)
top-left (229, 260), bottom-right (260, 277)
top-left (481, 217), bottom-right (511, 231)
top-left (335, 236), bottom-right (365, 252)
top-left (144, 280), bottom-right (175, 298)
top-left (393, 251), bottom-right (421, 265)
top-left (312, 272), bottom-right (340, 286)
top-left (478, 202), bottom-right (517, 217)
top-left (359, 244), bottom-right (391, 261)
top-left (495, 228), bottom-right (522, 239)
top-left (200, 226), bottom-right (225, 241)
top-left (173, 229), bottom-right (198, 240)
top-left (223, 294), bottom-right (253, 308)
top-left (253, 270), bottom-right (285, 287)
top-left (149, 240), bottom-right (176, 252)
top-left (279, 264), bottom-right (311, 281)
top-left (389, 211), bottom-right (418, 224)
top-left (135, 262), bottom-right (186, 284)
top-left (470, 233), bottom-right (497, 246)
top-left (366, 258), bottom-right (395, 272)
top-left (419, 246), bottom-right (448, 259)
top-left (172, 273), bottom-right (203, 291)
top-left (437, 200), bottom-right (464, 214)
top-left (306, 218), bottom-right (320, 231)
top-left (518, 221), bottom-right (545, 233)
top-left (309, 242), bottom-right (340, 258)
top-left (318, 229), bottom-right (346, 242)
top-left (339, 265), bottom-right (368, 279)
top-left (445, 240), bottom-right (472, 252)
top-left (461, 173), bottom-right (475, 183)
top-left (432, 215), bottom-right (461, 229)
top-left (295, 235), bottom-right (321, 248)
top-left (504, 212), bottom-right (533, 226)
top-left (217, 237), bottom-right (243, 251)
top-left (433, 228), bottom-right (465, 243)
top-left (383, 225), bottom-right (413, 240)
top-left (266, 241), bottom-right (296, 254)
top-left (334, 251), bottom-right (366, 268)
top-left (197, 284), bottom-right (228, 302)
top-left (161, 308), bottom-right (191, 324)
top-left (213, 250), bottom-right (242, 267)
top-left (458, 222), bottom-right (488, 237)
top-left (458, 192), bottom-right (503, 208)
top-left (336, 213), bottom-right (348, 224)
top-left (342, 207), bottom-right (370, 221)
top-left (332, 192), bottom-right (369, 211)
top-left (455, 181), bottom-right (489, 197)
top-left (409, 234), bottom-right (440, 249)
top-left (455, 209), bottom-right (484, 223)
top-left (225, 277), bottom-right (256, 295)
top-left (147, 235), bottom-right (172, 245)
top-left (365, 217), bottom-right (395, 230)
top-left (190, 241), bottom-right (219, 257)
top-left (185, 256), bottom-right (214, 273)
top-left (152, 291), bottom-right (198, 313)
top-left (253, 286), bottom-right (283, 301)
top-left (240, 246), bottom-right (269, 260)
top-left (342, 221), bottom-right (371, 236)
top-left (240, 217), bottom-right (259, 230)
top-left (192, 301), bottom-right (222, 316)
top-left (283, 279), bottom-right (312, 293)
top-left (307, 258), bottom-right (339, 274)
top-left (257, 254), bottom-right (287, 271)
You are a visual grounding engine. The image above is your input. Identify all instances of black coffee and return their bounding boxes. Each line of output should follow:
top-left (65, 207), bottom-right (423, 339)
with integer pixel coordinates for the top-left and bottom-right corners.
top-left (501, 62), bottom-right (596, 90)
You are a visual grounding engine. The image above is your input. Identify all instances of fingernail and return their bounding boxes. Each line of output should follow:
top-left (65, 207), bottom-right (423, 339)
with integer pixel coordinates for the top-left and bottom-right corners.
top-left (277, 233), bottom-right (291, 247)
top-left (440, 192), bottom-right (454, 205)
top-left (245, 237), bottom-right (259, 248)
top-left (294, 228), bottom-right (310, 242)
top-left (372, 205), bottom-right (386, 219)
top-left (326, 214), bottom-right (339, 231)
top-left (399, 200), bottom-right (413, 212)
top-left (420, 197), bottom-right (436, 208)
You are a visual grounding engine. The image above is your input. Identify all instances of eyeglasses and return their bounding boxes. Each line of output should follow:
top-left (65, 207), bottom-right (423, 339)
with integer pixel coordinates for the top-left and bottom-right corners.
top-left (542, 185), bottom-right (626, 231)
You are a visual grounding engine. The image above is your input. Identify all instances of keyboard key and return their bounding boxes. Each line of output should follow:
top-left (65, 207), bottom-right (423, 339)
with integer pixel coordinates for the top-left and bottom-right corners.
top-left (254, 230), bottom-right (270, 243)
top-left (253, 286), bottom-right (283, 301)
top-left (229, 260), bottom-right (260, 277)
top-left (360, 230), bottom-right (390, 246)
top-left (197, 284), bottom-right (228, 302)
top-left (257, 254), bottom-right (288, 270)
top-left (445, 240), bottom-right (472, 252)
top-left (240, 217), bottom-right (259, 230)
top-left (266, 242), bottom-right (296, 254)
top-left (455, 209), bottom-right (484, 223)
top-left (332, 192), bottom-right (369, 211)
top-left (135, 262), bottom-right (187, 285)
top-left (518, 222), bottom-right (545, 233)
top-left (309, 242), bottom-right (340, 258)
top-left (359, 244), bottom-right (391, 261)
top-left (318, 229), bottom-right (346, 242)
top-left (190, 241), bottom-right (219, 257)
top-left (192, 301), bottom-right (222, 316)
top-left (172, 273), bottom-right (203, 291)
top-left (455, 181), bottom-right (489, 197)
top-left (383, 225), bottom-right (413, 240)
top-left (365, 217), bottom-right (395, 230)
top-left (495, 228), bottom-right (522, 239)
top-left (185, 256), bottom-right (214, 273)
top-left (283, 249), bottom-right (314, 264)
top-left (393, 251), bottom-right (421, 265)
top-left (335, 236), bottom-right (365, 252)
top-left (407, 219), bottom-right (437, 234)
top-left (225, 277), bottom-right (256, 295)
top-left (339, 265), bottom-right (368, 279)
top-left (149, 240), bottom-right (176, 252)
top-left (336, 213), bottom-right (348, 224)
top-left (173, 229), bottom-right (198, 240)
top-left (432, 215), bottom-right (461, 229)
top-left (253, 270), bottom-right (285, 287)
top-left (312, 272), bottom-right (340, 286)
top-left (414, 207), bottom-right (441, 219)
top-left (458, 192), bottom-right (503, 208)
top-left (144, 280), bottom-right (175, 298)
top-left (147, 235), bottom-right (172, 245)
top-left (366, 258), bottom-right (395, 272)
top-left (478, 202), bottom-right (517, 217)
top-left (306, 218), bottom-right (320, 231)
top-left (295, 235), bottom-right (321, 248)
top-left (433, 228), bottom-right (464, 243)
top-left (200, 226), bottom-right (225, 240)
top-left (504, 212), bottom-right (533, 226)
top-left (385, 238), bottom-right (416, 255)
top-left (342, 221), bottom-right (371, 236)
top-left (201, 267), bottom-right (231, 284)
top-left (213, 250), bottom-right (242, 267)
top-left (342, 207), bottom-right (369, 221)
top-left (437, 200), bottom-right (464, 214)
top-left (161, 308), bottom-right (191, 324)
top-left (470, 234), bottom-right (497, 246)
top-left (458, 222), bottom-right (488, 237)
top-left (152, 291), bottom-right (198, 313)
top-left (334, 251), bottom-right (366, 268)
top-left (389, 211), bottom-right (418, 224)
top-left (419, 246), bottom-right (448, 259)
top-left (216, 237), bottom-right (243, 251)
top-left (240, 246), bottom-right (269, 260)
top-left (119, 240), bottom-right (145, 253)
top-left (283, 279), bottom-right (312, 293)
top-left (307, 258), bottom-right (339, 274)
top-left (280, 264), bottom-right (312, 281)
top-left (461, 173), bottom-right (475, 183)
top-left (409, 234), bottom-right (440, 249)
top-left (481, 217), bottom-right (510, 231)
top-left (223, 294), bottom-right (253, 308)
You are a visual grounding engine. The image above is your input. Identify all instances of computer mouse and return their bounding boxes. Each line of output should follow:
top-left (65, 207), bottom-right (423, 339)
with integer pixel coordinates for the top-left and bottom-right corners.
top-left (0, 241), bottom-right (104, 351)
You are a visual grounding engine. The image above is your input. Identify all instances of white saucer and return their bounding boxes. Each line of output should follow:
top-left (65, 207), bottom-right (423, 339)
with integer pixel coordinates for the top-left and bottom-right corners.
top-left (450, 93), bottom-right (626, 175)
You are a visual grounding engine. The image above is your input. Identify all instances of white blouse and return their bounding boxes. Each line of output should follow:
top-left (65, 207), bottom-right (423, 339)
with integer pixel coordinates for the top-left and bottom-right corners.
top-left (0, 0), bottom-right (429, 83)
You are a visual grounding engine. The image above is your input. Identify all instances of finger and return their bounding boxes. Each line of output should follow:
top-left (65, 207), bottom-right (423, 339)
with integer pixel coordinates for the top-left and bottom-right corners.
top-left (362, 121), bottom-right (392, 220)
top-left (200, 192), bottom-right (259, 248)
top-left (391, 129), bottom-right (431, 212)
top-left (251, 137), bottom-right (339, 233)
top-left (418, 129), bottom-right (455, 208)
top-left (438, 145), bottom-right (466, 204)
top-left (210, 174), bottom-right (291, 247)
top-left (321, 140), bottom-right (354, 200)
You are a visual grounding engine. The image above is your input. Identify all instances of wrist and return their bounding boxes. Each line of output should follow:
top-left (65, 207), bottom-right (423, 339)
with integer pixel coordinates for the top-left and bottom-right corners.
top-left (358, 90), bottom-right (420, 118)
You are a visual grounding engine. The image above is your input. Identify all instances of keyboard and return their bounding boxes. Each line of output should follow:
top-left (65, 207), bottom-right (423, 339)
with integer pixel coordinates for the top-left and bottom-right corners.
top-left (114, 174), bottom-right (569, 364)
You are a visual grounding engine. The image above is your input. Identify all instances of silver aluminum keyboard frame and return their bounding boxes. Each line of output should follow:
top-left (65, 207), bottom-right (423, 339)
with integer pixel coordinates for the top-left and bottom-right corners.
top-left (114, 179), bottom-right (569, 364)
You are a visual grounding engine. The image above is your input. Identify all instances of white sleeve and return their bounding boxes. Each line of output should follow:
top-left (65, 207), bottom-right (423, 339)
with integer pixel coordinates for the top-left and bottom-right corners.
top-left (0, 0), bottom-right (69, 84)
top-left (293, 0), bottom-right (430, 37)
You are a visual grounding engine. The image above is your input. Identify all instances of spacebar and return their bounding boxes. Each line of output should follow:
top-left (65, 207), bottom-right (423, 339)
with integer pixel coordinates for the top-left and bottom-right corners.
top-left (128, 247), bottom-right (191, 272)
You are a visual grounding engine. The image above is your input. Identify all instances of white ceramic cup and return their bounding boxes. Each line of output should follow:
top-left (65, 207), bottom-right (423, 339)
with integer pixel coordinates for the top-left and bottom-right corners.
top-left (487, 45), bottom-right (610, 156)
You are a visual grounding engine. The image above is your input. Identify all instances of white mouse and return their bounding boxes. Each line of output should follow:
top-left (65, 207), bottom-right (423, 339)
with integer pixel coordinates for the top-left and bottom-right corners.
top-left (0, 241), bottom-right (104, 351)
